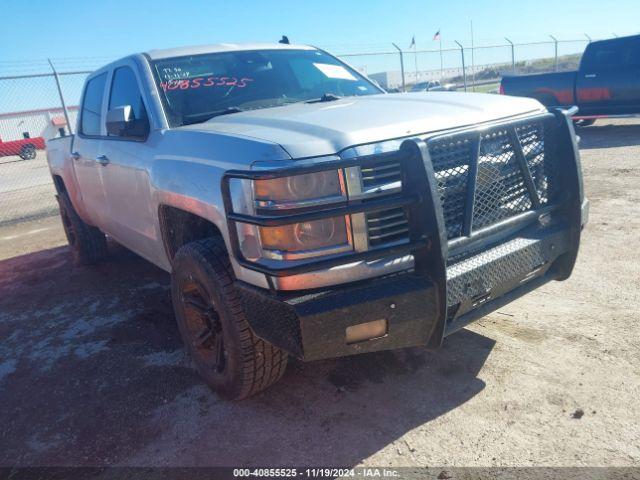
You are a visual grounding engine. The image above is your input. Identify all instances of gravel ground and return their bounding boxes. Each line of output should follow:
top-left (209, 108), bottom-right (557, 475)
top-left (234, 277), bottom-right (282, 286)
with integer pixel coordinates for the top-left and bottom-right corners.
top-left (0, 119), bottom-right (638, 468)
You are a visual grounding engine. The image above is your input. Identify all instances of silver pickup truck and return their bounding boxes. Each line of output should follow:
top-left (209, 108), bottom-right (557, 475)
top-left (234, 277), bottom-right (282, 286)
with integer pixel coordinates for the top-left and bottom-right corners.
top-left (47, 43), bottom-right (588, 399)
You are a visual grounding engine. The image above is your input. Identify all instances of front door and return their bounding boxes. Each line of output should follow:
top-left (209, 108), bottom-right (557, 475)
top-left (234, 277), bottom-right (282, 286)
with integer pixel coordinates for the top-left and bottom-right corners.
top-left (577, 36), bottom-right (640, 115)
top-left (99, 64), bottom-right (158, 260)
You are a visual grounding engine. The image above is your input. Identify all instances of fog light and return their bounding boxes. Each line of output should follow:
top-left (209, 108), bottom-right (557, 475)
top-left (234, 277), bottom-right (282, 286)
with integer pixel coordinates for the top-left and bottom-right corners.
top-left (345, 319), bottom-right (388, 344)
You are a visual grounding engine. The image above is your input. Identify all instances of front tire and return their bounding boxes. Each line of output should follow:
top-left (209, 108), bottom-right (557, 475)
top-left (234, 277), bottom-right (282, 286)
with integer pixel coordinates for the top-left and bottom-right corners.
top-left (57, 192), bottom-right (108, 265)
top-left (171, 237), bottom-right (288, 400)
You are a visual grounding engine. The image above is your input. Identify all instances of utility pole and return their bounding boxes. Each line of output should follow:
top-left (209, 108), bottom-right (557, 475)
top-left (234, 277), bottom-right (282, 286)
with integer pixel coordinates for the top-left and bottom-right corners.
top-left (48, 58), bottom-right (73, 135)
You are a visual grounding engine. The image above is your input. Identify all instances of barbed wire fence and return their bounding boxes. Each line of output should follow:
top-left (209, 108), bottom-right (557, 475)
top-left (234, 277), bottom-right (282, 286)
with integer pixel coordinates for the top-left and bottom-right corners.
top-left (0, 33), bottom-right (629, 226)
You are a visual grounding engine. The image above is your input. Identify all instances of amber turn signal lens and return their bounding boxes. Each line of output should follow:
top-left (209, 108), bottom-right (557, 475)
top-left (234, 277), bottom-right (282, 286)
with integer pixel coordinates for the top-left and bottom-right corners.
top-left (260, 216), bottom-right (348, 252)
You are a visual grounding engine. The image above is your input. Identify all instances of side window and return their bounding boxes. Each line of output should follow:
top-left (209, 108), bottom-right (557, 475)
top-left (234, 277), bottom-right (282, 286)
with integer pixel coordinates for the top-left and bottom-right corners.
top-left (108, 66), bottom-right (149, 137)
top-left (582, 39), bottom-right (634, 70)
top-left (628, 38), bottom-right (640, 67)
top-left (80, 73), bottom-right (107, 136)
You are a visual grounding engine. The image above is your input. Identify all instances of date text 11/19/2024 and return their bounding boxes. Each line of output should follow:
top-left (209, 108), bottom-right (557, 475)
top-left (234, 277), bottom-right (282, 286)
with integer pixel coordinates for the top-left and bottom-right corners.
top-left (233, 468), bottom-right (401, 477)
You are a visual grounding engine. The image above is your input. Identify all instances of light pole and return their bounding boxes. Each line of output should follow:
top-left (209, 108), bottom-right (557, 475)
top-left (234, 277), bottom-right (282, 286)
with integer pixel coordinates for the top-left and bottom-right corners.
top-left (392, 43), bottom-right (406, 92)
top-left (549, 35), bottom-right (558, 72)
top-left (505, 37), bottom-right (515, 74)
top-left (454, 40), bottom-right (467, 92)
top-left (48, 59), bottom-right (73, 135)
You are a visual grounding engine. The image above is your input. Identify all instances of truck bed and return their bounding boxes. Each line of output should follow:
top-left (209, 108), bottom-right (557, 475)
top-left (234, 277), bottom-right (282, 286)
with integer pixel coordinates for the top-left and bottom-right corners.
top-left (45, 135), bottom-right (73, 173)
top-left (501, 71), bottom-right (577, 107)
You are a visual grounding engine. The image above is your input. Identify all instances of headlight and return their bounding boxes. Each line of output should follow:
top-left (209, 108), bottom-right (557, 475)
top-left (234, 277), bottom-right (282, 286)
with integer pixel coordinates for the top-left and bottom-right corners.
top-left (231, 168), bottom-right (353, 261)
top-left (260, 216), bottom-right (351, 259)
top-left (254, 170), bottom-right (345, 210)
top-left (255, 170), bottom-right (351, 259)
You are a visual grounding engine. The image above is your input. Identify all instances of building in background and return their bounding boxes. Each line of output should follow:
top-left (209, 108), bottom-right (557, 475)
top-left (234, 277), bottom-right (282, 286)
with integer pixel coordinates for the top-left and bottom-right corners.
top-left (0, 106), bottom-right (79, 144)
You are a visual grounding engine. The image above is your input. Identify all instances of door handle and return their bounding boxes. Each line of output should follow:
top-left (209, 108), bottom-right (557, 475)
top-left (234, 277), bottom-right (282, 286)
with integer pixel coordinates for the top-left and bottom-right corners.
top-left (71, 151), bottom-right (81, 161)
top-left (95, 154), bottom-right (110, 166)
top-left (584, 73), bottom-right (597, 78)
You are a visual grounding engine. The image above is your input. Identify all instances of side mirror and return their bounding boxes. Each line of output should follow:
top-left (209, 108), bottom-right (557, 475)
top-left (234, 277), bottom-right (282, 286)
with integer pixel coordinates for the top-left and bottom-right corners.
top-left (106, 105), bottom-right (148, 139)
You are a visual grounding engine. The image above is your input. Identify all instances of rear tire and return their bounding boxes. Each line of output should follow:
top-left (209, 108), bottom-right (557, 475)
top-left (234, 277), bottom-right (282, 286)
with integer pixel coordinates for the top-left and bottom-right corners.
top-left (19, 144), bottom-right (36, 160)
top-left (171, 237), bottom-right (288, 400)
top-left (57, 192), bottom-right (108, 265)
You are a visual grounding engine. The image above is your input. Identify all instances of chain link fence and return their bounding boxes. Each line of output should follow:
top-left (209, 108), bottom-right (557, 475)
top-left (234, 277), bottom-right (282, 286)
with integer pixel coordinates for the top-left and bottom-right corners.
top-left (0, 69), bottom-right (90, 225)
top-left (0, 35), bottom-right (622, 226)
top-left (341, 38), bottom-right (593, 92)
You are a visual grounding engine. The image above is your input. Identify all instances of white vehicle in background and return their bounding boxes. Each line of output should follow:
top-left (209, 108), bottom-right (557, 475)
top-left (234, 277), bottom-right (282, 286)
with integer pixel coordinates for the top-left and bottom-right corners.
top-left (46, 42), bottom-right (587, 400)
top-left (410, 80), bottom-right (455, 92)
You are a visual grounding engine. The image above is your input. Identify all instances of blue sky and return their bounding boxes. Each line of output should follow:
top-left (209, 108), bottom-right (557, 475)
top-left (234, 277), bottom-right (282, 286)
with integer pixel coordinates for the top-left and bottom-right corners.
top-left (0, 0), bottom-right (637, 113)
top-left (0, 0), bottom-right (638, 62)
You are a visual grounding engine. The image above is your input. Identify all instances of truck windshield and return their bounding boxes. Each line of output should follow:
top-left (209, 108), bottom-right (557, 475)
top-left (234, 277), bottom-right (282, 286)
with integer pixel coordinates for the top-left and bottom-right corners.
top-left (151, 49), bottom-right (381, 127)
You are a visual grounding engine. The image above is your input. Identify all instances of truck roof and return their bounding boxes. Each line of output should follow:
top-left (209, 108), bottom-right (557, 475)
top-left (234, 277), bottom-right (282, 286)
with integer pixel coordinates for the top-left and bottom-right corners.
top-left (145, 42), bottom-right (316, 60)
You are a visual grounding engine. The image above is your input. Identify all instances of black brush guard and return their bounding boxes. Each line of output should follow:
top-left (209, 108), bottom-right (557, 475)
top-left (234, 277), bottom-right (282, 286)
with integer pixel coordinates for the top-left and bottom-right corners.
top-left (221, 109), bottom-right (585, 361)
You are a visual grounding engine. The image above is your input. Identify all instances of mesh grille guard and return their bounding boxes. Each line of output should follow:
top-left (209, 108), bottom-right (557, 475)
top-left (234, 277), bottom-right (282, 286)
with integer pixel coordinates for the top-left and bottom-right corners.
top-left (221, 109), bottom-right (582, 286)
top-left (426, 112), bottom-right (558, 245)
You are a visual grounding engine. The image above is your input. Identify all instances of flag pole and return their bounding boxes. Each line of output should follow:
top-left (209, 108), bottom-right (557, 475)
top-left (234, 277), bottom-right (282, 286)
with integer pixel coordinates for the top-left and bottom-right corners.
top-left (439, 35), bottom-right (443, 80)
top-left (470, 20), bottom-right (475, 91)
top-left (414, 42), bottom-right (418, 83)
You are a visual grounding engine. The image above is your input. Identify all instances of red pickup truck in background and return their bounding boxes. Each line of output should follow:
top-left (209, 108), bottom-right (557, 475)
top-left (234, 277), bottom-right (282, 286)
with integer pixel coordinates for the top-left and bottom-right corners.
top-left (0, 135), bottom-right (45, 160)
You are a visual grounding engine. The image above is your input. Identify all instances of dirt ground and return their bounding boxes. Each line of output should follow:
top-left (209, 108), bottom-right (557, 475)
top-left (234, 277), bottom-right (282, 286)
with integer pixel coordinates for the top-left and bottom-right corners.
top-left (0, 119), bottom-right (638, 468)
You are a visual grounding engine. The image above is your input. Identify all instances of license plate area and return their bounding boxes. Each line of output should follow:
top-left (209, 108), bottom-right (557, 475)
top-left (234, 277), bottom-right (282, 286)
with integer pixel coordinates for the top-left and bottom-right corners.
top-left (445, 225), bottom-right (569, 322)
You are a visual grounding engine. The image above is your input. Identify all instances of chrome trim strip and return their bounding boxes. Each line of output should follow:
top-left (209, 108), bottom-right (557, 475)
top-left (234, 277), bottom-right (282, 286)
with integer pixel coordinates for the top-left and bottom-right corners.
top-left (344, 166), bottom-right (362, 197)
top-left (351, 212), bottom-right (369, 252)
top-left (255, 194), bottom-right (346, 211)
top-left (262, 243), bottom-right (353, 261)
top-left (344, 166), bottom-right (370, 251)
top-left (361, 181), bottom-right (402, 196)
top-left (270, 253), bottom-right (415, 290)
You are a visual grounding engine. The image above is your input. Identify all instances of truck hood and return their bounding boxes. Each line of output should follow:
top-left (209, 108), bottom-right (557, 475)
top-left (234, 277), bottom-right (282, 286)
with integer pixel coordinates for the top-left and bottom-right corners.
top-left (180, 92), bottom-right (545, 158)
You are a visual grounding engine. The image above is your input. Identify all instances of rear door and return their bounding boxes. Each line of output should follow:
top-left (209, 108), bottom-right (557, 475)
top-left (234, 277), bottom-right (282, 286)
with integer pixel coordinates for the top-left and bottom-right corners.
top-left (72, 72), bottom-right (109, 227)
top-left (577, 37), bottom-right (640, 115)
top-left (99, 62), bottom-right (158, 259)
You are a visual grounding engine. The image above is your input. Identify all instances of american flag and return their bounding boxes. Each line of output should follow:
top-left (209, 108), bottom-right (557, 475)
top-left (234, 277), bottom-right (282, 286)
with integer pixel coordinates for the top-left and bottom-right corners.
top-left (433, 30), bottom-right (441, 41)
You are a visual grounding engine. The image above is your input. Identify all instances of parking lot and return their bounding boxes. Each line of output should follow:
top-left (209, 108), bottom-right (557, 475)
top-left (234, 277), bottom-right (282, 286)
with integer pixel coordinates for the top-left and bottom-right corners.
top-left (0, 120), bottom-right (638, 467)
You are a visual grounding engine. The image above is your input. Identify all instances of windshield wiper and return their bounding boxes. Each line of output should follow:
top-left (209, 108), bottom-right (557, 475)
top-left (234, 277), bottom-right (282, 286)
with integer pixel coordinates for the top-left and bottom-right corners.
top-left (305, 93), bottom-right (343, 104)
top-left (182, 106), bottom-right (244, 125)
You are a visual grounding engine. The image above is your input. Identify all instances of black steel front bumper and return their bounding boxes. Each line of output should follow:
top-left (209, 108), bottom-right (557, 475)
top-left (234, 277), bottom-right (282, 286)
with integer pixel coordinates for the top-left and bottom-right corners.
top-left (223, 109), bottom-right (585, 361)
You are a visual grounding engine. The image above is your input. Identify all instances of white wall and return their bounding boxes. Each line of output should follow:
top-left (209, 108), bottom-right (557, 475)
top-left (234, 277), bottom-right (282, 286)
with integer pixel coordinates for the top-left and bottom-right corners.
top-left (0, 108), bottom-right (79, 142)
